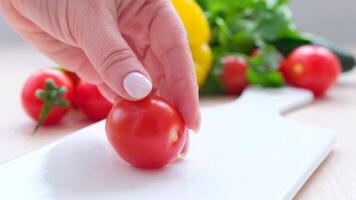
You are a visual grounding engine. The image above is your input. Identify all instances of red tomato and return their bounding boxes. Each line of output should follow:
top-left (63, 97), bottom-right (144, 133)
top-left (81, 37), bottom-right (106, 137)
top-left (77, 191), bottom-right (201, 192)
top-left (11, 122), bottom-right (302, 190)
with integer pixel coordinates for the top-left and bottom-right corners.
top-left (57, 67), bottom-right (80, 86)
top-left (21, 69), bottom-right (74, 126)
top-left (64, 70), bottom-right (80, 86)
top-left (281, 45), bottom-right (341, 96)
top-left (75, 81), bottom-right (112, 121)
top-left (220, 56), bottom-right (249, 95)
top-left (106, 95), bottom-right (187, 169)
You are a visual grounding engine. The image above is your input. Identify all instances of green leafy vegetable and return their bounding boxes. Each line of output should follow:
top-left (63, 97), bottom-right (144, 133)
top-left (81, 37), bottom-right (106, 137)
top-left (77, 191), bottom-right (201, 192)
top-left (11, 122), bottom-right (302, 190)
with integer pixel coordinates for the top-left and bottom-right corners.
top-left (197, 0), bottom-right (293, 93)
top-left (199, 59), bottom-right (225, 95)
top-left (199, 0), bottom-right (298, 54)
top-left (197, 0), bottom-right (355, 95)
top-left (247, 45), bottom-right (285, 87)
top-left (247, 68), bottom-right (285, 87)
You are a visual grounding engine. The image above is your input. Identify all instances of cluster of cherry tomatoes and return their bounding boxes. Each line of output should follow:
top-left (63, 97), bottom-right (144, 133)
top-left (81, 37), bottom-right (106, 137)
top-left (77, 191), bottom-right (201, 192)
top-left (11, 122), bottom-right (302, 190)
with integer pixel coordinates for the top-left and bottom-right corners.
top-left (220, 45), bottom-right (341, 97)
top-left (21, 68), bottom-right (113, 132)
top-left (22, 68), bottom-right (188, 169)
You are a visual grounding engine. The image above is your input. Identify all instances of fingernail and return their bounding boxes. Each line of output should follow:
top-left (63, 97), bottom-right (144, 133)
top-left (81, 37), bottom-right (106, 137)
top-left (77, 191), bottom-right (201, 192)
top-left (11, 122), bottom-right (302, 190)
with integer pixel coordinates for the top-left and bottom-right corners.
top-left (123, 72), bottom-right (152, 100)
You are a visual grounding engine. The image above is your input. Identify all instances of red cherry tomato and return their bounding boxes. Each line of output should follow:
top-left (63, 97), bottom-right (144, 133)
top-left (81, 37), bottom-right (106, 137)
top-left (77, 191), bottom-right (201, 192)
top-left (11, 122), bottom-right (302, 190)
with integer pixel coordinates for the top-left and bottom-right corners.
top-left (75, 81), bottom-right (113, 121)
top-left (281, 45), bottom-right (341, 96)
top-left (64, 70), bottom-right (80, 86)
top-left (220, 56), bottom-right (249, 95)
top-left (106, 95), bottom-right (187, 169)
top-left (57, 67), bottom-right (80, 86)
top-left (60, 69), bottom-right (81, 108)
top-left (21, 69), bottom-right (74, 129)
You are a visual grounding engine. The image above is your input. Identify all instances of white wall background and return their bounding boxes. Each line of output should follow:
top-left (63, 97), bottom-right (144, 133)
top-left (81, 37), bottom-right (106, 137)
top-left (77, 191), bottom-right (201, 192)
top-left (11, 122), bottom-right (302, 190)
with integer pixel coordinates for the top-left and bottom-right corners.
top-left (0, 0), bottom-right (355, 46)
top-left (290, 0), bottom-right (355, 46)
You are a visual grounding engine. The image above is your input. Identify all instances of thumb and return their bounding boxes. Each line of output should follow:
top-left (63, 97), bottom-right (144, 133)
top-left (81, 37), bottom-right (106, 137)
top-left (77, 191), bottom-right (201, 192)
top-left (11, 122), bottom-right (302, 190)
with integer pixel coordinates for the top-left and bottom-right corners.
top-left (78, 9), bottom-right (152, 100)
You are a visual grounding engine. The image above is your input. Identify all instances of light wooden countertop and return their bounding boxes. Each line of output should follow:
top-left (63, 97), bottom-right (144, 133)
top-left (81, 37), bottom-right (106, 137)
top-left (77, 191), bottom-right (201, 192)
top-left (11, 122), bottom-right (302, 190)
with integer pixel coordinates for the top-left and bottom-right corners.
top-left (1, 45), bottom-right (355, 200)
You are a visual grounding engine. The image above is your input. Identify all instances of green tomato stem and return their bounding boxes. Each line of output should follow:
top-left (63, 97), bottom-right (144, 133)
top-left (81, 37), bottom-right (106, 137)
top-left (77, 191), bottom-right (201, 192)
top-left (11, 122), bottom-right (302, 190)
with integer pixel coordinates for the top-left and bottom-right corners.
top-left (33, 78), bottom-right (70, 133)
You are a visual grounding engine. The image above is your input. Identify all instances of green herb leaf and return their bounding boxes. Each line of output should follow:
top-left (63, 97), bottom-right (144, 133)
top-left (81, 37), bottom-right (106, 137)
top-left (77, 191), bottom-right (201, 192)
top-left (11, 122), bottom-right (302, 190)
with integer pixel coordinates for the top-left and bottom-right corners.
top-left (199, 65), bottom-right (225, 96)
top-left (247, 45), bottom-right (285, 87)
top-left (247, 67), bottom-right (285, 87)
top-left (196, 0), bottom-right (293, 92)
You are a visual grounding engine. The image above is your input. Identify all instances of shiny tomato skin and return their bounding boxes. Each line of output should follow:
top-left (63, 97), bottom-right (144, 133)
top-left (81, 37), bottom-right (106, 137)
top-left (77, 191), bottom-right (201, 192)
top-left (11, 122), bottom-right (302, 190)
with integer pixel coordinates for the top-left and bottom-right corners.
top-left (21, 69), bottom-right (74, 125)
top-left (220, 56), bottom-right (249, 95)
top-left (75, 81), bottom-right (112, 121)
top-left (281, 45), bottom-right (341, 96)
top-left (105, 95), bottom-right (187, 169)
top-left (74, 81), bottom-right (113, 121)
top-left (64, 70), bottom-right (80, 86)
top-left (63, 70), bottom-right (80, 108)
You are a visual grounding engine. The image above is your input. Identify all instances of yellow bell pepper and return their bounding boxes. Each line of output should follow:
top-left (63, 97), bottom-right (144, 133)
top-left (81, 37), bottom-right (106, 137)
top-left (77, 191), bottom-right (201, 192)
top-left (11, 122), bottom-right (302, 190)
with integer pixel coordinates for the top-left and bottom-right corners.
top-left (172, 0), bottom-right (213, 87)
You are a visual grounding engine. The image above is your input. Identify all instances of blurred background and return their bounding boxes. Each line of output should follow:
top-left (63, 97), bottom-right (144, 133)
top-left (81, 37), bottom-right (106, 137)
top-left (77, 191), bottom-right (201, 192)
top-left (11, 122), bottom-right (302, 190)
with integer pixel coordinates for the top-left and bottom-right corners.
top-left (290, 0), bottom-right (355, 47)
top-left (0, 0), bottom-right (355, 47)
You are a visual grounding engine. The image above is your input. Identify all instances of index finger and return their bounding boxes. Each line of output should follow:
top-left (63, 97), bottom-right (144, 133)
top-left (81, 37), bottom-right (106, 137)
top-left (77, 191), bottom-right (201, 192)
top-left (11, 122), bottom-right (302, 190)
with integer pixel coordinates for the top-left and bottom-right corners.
top-left (149, 1), bottom-right (200, 131)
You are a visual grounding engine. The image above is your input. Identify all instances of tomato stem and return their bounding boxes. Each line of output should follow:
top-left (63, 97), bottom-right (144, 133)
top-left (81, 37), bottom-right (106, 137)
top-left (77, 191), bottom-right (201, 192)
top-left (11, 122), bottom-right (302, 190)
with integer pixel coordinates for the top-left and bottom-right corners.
top-left (34, 99), bottom-right (55, 133)
top-left (33, 79), bottom-right (70, 133)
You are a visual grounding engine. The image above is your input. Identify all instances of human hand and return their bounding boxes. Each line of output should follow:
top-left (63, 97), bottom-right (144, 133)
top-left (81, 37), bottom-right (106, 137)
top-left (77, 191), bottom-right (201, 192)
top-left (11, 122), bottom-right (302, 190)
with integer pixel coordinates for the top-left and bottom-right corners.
top-left (0, 0), bottom-right (200, 130)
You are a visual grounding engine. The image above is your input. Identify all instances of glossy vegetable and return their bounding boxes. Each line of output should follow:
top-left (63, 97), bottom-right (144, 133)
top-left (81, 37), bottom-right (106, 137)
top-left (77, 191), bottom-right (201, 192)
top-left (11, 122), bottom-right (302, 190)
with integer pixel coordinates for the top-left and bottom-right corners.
top-left (173, 0), bottom-right (212, 87)
top-left (21, 69), bottom-right (74, 131)
top-left (58, 67), bottom-right (80, 85)
top-left (220, 56), bottom-right (249, 95)
top-left (172, 0), bottom-right (210, 46)
top-left (281, 45), bottom-right (341, 96)
top-left (273, 35), bottom-right (356, 72)
top-left (192, 44), bottom-right (213, 86)
top-left (106, 95), bottom-right (187, 169)
top-left (75, 81), bottom-right (112, 121)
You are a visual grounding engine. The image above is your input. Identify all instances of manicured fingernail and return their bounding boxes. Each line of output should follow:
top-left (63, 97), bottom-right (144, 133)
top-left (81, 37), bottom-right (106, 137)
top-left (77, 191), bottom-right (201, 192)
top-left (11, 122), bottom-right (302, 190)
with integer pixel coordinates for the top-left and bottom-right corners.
top-left (123, 72), bottom-right (152, 100)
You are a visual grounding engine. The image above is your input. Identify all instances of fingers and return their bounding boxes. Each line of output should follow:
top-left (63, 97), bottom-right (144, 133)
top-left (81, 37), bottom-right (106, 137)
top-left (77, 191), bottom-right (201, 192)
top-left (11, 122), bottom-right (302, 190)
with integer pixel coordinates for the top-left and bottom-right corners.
top-left (97, 83), bottom-right (121, 103)
top-left (150, 1), bottom-right (200, 131)
top-left (21, 29), bottom-right (103, 84)
top-left (10, 0), bottom-right (78, 45)
top-left (1, 0), bottom-right (102, 84)
top-left (77, 4), bottom-right (152, 101)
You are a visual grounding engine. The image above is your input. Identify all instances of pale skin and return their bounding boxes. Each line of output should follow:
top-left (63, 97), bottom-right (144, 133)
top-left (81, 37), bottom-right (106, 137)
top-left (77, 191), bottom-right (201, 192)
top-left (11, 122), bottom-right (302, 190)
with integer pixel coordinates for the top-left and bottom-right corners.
top-left (0, 0), bottom-right (200, 131)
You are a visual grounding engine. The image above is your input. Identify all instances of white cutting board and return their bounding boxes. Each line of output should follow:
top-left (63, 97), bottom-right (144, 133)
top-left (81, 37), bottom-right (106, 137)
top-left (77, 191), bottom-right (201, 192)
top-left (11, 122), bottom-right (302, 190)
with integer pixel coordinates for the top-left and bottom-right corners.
top-left (0, 87), bottom-right (335, 200)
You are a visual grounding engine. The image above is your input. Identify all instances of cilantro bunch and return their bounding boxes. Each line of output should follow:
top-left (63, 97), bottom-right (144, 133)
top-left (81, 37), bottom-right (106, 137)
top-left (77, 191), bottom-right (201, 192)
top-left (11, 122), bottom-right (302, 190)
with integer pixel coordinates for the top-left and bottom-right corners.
top-left (198, 0), bottom-right (300, 95)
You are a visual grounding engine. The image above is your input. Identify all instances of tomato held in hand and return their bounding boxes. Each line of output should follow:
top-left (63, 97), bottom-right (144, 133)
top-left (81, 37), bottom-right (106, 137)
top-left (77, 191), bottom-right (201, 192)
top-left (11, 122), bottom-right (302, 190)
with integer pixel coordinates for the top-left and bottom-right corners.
top-left (281, 45), bottom-right (341, 96)
top-left (220, 56), bottom-right (249, 95)
top-left (21, 69), bottom-right (75, 131)
top-left (106, 95), bottom-right (187, 169)
top-left (75, 81), bottom-right (112, 121)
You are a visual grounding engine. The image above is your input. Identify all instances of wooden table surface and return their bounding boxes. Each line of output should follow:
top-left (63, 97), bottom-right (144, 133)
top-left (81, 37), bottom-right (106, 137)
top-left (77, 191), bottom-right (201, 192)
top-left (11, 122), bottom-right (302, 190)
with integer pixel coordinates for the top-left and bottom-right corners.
top-left (1, 45), bottom-right (355, 200)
